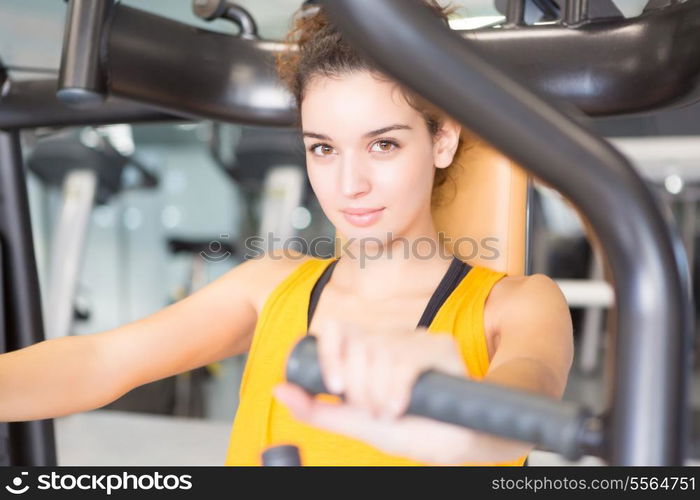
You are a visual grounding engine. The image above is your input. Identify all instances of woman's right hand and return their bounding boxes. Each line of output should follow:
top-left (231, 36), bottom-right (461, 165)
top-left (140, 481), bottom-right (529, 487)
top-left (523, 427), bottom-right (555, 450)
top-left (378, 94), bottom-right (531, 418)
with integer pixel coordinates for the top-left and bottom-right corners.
top-left (314, 319), bottom-right (467, 418)
top-left (273, 319), bottom-right (483, 464)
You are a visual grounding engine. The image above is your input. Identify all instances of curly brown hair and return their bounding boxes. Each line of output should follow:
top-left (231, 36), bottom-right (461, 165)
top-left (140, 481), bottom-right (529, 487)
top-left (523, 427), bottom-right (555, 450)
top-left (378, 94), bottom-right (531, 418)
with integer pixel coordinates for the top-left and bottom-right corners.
top-left (275, 1), bottom-right (469, 204)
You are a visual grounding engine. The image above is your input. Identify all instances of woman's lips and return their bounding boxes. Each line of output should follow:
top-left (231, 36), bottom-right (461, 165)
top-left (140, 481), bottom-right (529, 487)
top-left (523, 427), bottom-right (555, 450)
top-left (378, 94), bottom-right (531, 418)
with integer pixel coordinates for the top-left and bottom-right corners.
top-left (341, 207), bottom-right (385, 227)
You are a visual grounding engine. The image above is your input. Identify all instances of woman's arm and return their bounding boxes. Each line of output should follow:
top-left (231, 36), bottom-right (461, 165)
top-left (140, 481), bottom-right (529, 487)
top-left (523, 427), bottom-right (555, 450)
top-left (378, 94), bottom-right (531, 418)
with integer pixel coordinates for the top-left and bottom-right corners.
top-left (0, 254), bottom-right (279, 422)
top-left (0, 334), bottom-right (122, 422)
top-left (484, 273), bottom-right (573, 398)
top-left (455, 272), bottom-right (574, 462)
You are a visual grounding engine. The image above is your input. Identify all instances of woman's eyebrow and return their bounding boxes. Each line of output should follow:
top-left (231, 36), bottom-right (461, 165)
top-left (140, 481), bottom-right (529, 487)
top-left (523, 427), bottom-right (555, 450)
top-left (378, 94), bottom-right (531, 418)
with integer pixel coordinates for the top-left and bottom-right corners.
top-left (364, 124), bottom-right (412, 138)
top-left (302, 124), bottom-right (412, 141)
top-left (302, 131), bottom-right (330, 140)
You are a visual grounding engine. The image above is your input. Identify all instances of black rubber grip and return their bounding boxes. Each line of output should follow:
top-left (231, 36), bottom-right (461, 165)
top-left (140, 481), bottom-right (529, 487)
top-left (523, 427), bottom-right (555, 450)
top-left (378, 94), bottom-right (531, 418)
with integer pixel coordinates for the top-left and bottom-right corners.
top-left (262, 445), bottom-right (301, 466)
top-left (286, 335), bottom-right (592, 460)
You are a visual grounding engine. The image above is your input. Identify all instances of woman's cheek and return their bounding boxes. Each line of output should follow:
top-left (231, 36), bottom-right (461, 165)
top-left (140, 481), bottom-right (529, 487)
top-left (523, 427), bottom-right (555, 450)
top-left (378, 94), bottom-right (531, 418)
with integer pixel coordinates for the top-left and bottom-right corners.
top-left (307, 163), bottom-right (332, 201)
top-left (309, 170), bottom-right (346, 229)
top-left (375, 159), bottom-right (424, 204)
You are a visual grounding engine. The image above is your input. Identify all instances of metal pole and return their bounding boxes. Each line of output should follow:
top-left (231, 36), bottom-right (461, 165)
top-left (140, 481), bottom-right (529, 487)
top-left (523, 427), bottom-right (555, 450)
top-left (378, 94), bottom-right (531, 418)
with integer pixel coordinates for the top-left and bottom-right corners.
top-left (681, 194), bottom-right (696, 279)
top-left (564, 0), bottom-right (589, 25)
top-left (45, 170), bottom-right (97, 340)
top-left (58, 0), bottom-right (114, 105)
top-left (0, 130), bottom-right (57, 465)
top-left (524, 176), bottom-right (534, 275)
top-left (0, 242), bottom-right (8, 465)
top-left (505, 0), bottom-right (526, 26)
top-left (0, 79), bottom-right (181, 131)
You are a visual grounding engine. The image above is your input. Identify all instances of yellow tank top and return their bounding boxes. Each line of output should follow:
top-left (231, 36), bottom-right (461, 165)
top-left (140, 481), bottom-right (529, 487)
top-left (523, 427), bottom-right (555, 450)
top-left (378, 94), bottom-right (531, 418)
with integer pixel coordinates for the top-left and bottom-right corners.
top-left (224, 256), bottom-right (528, 466)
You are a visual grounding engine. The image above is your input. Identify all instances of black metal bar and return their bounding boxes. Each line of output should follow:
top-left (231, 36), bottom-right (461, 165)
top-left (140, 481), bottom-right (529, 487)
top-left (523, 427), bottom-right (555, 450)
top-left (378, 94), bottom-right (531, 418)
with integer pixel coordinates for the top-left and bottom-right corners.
top-left (463, 2), bottom-right (700, 116)
top-left (564, 0), bottom-right (589, 25)
top-left (193, 2), bottom-right (260, 40)
top-left (58, 0), bottom-right (114, 106)
top-left (105, 5), bottom-right (296, 127)
top-left (0, 239), bottom-right (5, 364)
top-left (2, 3), bottom-right (700, 131)
top-left (0, 425), bottom-right (7, 465)
top-left (524, 177), bottom-right (534, 275)
top-left (645, 0), bottom-right (679, 12)
top-left (92, 0), bottom-right (700, 119)
top-left (262, 445), bottom-right (302, 466)
top-left (223, 4), bottom-right (259, 39)
top-left (322, 0), bottom-right (693, 465)
top-left (0, 60), bottom-right (7, 91)
top-left (0, 242), bottom-right (8, 465)
top-left (505, 0), bottom-right (526, 26)
top-left (0, 80), bottom-right (182, 131)
top-left (0, 131), bottom-right (56, 465)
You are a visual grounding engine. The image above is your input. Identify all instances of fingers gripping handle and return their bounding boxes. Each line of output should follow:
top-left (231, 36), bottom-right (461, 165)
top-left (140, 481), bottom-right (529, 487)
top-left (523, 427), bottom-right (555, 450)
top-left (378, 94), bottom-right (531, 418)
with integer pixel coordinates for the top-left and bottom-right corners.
top-left (286, 335), bottom-right (596, 461)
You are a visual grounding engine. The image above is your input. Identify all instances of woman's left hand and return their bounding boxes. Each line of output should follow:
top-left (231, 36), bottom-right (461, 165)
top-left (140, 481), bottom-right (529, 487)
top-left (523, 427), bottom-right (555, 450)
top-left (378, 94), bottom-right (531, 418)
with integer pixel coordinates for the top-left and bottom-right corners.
top-left (272, 319), bottom-right (479, 465)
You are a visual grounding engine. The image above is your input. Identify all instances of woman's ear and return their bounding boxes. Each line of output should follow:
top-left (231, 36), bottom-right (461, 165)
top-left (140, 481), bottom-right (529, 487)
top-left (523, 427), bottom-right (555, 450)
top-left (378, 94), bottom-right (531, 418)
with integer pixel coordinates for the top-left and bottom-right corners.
top-left (433, 117), bottom-right (462, 169)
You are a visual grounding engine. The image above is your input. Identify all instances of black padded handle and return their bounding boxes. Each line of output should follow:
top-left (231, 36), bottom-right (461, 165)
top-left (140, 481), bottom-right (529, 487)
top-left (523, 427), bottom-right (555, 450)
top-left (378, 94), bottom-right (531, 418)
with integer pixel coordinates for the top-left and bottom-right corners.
top-left (286, 335), bottom-right (596, 460)
top-left (262, 445), bottom-right (301, 466)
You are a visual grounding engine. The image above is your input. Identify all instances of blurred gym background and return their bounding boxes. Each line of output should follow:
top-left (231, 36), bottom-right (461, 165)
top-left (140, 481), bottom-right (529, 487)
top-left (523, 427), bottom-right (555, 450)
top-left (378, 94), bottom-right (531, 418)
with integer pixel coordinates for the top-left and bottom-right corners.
top-left (1, 0), bottom-right (698, 465)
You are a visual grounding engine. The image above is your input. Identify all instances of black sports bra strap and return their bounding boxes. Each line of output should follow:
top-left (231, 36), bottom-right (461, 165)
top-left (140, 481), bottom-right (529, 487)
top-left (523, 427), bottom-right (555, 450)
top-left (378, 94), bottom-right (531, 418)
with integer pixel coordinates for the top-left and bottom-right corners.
top-left (307, 258), bottom-right (340, 332)
top-left (306, 256), bottom-right (471, 334)
top-left (415, 257), bottom-right (471, 328)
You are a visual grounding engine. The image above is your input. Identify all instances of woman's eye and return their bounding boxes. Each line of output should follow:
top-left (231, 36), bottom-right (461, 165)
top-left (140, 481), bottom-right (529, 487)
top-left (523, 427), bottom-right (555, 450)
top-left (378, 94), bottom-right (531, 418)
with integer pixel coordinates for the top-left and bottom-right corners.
top-left (371, 140), bottom-right (399, 153)
top-left (308, 144), bottom-right (335, 156)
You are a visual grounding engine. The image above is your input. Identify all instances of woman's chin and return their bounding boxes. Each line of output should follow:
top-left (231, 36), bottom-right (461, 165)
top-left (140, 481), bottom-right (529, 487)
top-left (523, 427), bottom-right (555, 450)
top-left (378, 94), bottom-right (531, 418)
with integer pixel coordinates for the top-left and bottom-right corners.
top-left (337, 225), bottom-right (390, 249)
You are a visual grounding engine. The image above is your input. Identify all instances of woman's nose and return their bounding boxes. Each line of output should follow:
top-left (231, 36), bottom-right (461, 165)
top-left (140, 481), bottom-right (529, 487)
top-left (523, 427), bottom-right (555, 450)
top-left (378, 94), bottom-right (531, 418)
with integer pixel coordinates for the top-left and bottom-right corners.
top-left (339, 159), bottom-right (371, 198)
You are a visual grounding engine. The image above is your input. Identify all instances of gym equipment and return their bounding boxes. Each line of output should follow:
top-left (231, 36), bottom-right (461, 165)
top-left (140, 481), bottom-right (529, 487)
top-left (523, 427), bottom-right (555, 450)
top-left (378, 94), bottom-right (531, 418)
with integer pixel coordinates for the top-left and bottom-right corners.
top-left (58, 0), bottom-right (113, 105)
top-left (261, 445), bottom-right (301, 467)
top-left (285, 335), bottom-right (601, 461)
top-left (0, 235), bottom-right (5, 465)
top-left (5, 0), bottom-right (700, 131)
top-left (102, 237), bottom-right (236, 417)
top-left (209, 124), bottom-right (308, 247)
top-left (0, 79), bottom-right (178, 129)
top-left (167, 238), bottom-right (236, 418)
top-left (495, 0), bottom-right (624, 25)
top-left (192, 0), bottom-right (259, 39)
top-left (1, 0), bottom-right (699, 465)
top-left (27, 128), bottom-right (158, 340)
top-left (0, 131), bottom-right (55, 465)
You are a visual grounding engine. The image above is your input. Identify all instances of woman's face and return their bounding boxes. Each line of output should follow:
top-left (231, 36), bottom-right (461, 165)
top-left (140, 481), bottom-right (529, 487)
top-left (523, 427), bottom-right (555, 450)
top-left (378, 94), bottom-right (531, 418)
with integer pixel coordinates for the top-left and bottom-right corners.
top-left (301, 70), bottom-right (459, 248)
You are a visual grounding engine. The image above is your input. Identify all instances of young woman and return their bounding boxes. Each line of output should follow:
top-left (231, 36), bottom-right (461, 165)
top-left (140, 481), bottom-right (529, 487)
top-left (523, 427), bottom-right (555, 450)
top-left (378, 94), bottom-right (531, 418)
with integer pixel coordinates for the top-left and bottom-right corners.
top-left (0, 1), bottom-right (573, 466)
top-left (222, 2), bottom-right (573, 466)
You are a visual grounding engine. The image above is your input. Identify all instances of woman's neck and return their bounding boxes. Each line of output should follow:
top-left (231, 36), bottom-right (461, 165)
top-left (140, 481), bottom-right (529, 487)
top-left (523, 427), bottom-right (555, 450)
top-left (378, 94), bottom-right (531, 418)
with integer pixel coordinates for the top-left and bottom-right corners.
top-left (333, 227), bottom-right (455, 300)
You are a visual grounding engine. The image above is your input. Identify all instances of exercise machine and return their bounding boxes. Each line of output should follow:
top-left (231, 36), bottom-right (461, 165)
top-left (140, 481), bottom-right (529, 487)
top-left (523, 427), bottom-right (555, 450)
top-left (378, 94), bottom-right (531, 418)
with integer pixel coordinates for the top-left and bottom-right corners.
top-left (1, 0), bottom-right (699, 465)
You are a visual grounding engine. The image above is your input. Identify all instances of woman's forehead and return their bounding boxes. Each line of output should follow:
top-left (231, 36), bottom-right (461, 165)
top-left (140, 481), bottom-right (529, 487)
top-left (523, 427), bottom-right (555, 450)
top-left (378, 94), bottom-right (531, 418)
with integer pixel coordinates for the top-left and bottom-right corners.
top-left (301, 72), bottom-right (421, 135)
top-left (303, 71), bottom-right (405, 101)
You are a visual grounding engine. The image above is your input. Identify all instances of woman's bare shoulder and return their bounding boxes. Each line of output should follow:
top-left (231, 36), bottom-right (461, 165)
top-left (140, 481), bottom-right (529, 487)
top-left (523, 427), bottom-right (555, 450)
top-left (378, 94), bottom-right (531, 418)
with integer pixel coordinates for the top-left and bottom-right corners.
top-left (484, 273), bottom-right (574, 398)
top-left (486, 273), bottom-right (569, 322)
top-left (489, 273), bottom-right (565, 303)
top-left (237, 249), bottom-right (315, 313)
top-left (482, 273), bottom-right (571, 360)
